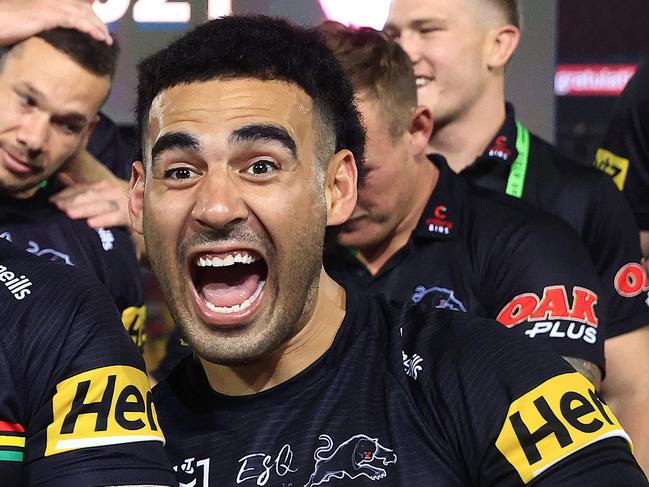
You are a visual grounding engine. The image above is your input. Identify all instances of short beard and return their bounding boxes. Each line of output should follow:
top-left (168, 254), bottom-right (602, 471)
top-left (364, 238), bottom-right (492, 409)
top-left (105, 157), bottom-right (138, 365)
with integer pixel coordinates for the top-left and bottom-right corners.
top-left (145, 208), bottom-right (326, 367)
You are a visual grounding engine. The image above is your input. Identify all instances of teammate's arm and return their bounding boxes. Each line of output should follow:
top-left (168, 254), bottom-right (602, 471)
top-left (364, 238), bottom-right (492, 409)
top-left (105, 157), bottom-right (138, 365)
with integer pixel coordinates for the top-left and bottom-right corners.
top-left (601, 325), bottom-right (649, 475)
top-left (0, 0), bottom-right (111, 46)
top-left (584, 176), bottom-right (649, 475)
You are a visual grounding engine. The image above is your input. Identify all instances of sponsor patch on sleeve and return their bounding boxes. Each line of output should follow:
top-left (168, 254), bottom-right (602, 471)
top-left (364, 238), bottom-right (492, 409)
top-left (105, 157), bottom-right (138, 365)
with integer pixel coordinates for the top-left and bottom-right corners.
top-left (595, 148), bottom-right (629, 190)
top-left (121, 305), bottom-right (147, 350)
top-left (496, 372), bottom-right (631, 484)
top-left (45, 365), bottom-right (164, 457)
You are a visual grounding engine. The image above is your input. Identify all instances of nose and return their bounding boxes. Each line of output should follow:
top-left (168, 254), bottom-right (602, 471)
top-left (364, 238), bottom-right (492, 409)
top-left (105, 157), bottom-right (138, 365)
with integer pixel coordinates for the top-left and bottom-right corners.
top-left (398, 31), bottom-right (421, 64)
top-left (16, 112), bottom-right (49, 157)
top-left (191, 171), bottom-right (249, 230)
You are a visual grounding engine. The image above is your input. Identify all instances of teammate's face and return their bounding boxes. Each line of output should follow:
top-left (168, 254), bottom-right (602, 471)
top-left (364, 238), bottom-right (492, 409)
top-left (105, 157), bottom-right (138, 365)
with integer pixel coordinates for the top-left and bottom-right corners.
top-left (0, 38), bottom-right (109, 198)
top-left (132, 78), bottom-right (341, 366)
top-left (385, 0), bottom-right (491, 126)
top-left (339, 94), bottom-right (412, 250)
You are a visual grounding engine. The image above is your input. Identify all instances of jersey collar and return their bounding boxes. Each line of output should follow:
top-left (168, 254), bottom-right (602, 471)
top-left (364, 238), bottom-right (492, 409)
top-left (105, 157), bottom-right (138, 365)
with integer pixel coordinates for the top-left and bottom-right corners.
top-left (478, 102), bottom-right (518, 166)
top-left (412, 154), bottom-right (466, 241)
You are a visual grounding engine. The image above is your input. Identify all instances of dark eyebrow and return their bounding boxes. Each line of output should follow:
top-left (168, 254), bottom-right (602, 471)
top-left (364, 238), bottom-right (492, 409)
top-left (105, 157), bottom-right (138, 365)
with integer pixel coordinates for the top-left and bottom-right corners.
top-left (229, 124), bottom-right (297, 159)
top-left (151, 131), bottom-right (200, 165)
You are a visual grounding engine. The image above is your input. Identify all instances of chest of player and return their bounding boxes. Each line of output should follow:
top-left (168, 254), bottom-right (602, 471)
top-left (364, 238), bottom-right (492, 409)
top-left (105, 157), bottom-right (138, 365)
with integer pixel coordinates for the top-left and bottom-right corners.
top-left (328, 241), bottom-right (488, 319)
top-left (158, 339), bottom-right (472, 486)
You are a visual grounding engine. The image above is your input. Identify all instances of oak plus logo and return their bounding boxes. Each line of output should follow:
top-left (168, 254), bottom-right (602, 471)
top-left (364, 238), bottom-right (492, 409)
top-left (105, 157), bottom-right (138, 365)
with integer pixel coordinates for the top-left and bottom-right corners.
top-left (496, 286), bottom-right (599, 344)
top-left (614, 262), bottom-right (649, 306)
top-left (0, 263), bottom-right (32, 300)
top-left (45, 365), bottom-right (164, 456)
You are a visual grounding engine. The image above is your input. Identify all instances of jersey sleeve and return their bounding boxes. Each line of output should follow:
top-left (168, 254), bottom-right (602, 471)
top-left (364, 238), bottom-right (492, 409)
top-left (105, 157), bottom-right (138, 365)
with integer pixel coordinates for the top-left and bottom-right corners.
top-left (399, 306), bottom-right (645, 486)
top-left (477, 206), bottom-right (606, 371)
top-left (595, 59), bottom-right (649, 229)
top-left (581, 174), bottom-right (649, 337)
top-left (12, 267), bottom-right (174, 486)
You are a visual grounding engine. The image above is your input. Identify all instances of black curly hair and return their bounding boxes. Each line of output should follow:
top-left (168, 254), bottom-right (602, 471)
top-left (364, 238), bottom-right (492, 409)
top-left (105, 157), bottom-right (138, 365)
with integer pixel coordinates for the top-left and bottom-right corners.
top-left (135, 15), bottom-right (365, 180)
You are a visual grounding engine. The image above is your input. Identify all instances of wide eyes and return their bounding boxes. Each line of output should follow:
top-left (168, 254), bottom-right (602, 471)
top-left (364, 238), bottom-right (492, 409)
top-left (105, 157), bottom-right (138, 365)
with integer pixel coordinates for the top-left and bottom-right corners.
top-left (164, 167), bottom-right (197, 180)
top-left (245, 159), bottom-right (278, 176)
top-left (161, 158), bottom-right (279, 183)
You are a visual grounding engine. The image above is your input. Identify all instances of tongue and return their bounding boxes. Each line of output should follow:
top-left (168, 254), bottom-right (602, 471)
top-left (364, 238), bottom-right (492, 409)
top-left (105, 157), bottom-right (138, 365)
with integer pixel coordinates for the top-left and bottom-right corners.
top-left (198, 265), bottom-right (261, 308)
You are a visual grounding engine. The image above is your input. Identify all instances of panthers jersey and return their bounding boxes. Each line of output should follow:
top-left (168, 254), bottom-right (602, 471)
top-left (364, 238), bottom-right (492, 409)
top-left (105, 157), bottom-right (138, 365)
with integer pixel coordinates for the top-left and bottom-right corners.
top-left (462, 103), bottom-right (649, 338)
top-left (0, 181), bottom-right (146, 349)
top-left (0, 239), bottom-right (174, 486)
top-left (154, 293), bottom-right (646, 486)
top-left (326, 156), bottom-right (606, 371)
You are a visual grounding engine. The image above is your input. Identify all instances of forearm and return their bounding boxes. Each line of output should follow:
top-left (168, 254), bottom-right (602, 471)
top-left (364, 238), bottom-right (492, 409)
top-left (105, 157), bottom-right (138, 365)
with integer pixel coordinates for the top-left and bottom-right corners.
top-left (602, 325), bottom-right (649, 476)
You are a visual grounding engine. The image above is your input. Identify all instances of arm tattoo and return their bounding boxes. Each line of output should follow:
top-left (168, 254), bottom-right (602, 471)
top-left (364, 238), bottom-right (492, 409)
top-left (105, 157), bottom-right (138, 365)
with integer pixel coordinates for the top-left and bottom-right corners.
top-left (563, 356), bottom-right (602, 389)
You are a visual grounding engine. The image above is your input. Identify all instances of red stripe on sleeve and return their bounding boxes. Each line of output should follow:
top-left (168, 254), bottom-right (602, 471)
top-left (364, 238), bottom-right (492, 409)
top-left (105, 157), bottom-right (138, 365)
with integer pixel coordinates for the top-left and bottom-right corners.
top-left (0, 421), bottom-right (25, 433)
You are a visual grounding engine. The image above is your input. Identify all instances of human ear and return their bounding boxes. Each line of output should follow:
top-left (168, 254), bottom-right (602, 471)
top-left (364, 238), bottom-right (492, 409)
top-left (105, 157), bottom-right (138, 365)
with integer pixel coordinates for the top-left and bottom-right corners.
top-left (128, 160), bottom-right (146, 234)
top-left (486, 24), bottom-right (520, 69)
top-left (324, 149), bottom-right (358, 226)
top-left (408, 105), bottom-right (434, 157)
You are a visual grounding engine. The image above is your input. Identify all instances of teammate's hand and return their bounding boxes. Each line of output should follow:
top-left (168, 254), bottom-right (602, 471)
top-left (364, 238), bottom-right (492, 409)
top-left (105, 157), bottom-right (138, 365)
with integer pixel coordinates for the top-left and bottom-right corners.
top-left (0, 0), bottom-right (111, 47)
top-left (51, 176), bottom-right (131, 229)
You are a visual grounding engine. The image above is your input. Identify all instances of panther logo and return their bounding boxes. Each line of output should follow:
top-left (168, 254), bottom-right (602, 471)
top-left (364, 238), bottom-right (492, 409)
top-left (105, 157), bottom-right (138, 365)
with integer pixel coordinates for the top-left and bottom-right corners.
top-left (410, 285), bottom-right (466, 311)
top-left (304, 434), bottom-right (397, 486)
top-left (26, 240), bottom-right (73, 265)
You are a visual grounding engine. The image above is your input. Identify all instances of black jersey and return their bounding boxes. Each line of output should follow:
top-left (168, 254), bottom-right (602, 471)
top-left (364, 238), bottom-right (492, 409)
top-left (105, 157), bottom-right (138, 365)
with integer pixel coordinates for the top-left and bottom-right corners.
top-left (87, 112), bottom-right (134, 181)
top-left (0, 181), bottom-right (146, 349)
top-left (325, 156), bottom-right (606, 370)
top-left (461, 103), bottom-right (649, 338)
top-left (154, 293), bottom-right (645, 486)
top-left (596, 59), bottom-right (649, 230)
top-left (0, 239), bottom-right (174, 486)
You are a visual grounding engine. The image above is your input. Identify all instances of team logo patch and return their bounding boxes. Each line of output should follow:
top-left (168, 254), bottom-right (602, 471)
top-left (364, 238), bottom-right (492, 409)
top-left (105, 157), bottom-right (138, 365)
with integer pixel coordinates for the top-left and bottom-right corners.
top-left (411, 286), bottom-right (467, 312)
top-left (488, 135), bottom-right (513, 160)
top-left (425, 205), bottom-right (454, 235)
top-left (45, 365), bottom-right (164, 456)
top-left (305, 434), bottom-right (397, 486)
top-left (595, 148), bottom-right (629, 190)
top-left (26, 240), bottom-right (73, 265)
top-left (174, 457), bottom-right (211, 487)
top-left (496, 372), bottom-right (630, 483)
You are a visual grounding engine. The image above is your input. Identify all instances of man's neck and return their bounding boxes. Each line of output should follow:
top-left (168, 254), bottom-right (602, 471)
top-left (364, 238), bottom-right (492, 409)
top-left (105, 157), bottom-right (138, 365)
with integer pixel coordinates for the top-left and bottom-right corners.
top-left (200, 269), bottom-right (346, 396)
top-left (358, 158), bottom-right (438, 275)
top-left (428, 93), bottom-right (506, 174)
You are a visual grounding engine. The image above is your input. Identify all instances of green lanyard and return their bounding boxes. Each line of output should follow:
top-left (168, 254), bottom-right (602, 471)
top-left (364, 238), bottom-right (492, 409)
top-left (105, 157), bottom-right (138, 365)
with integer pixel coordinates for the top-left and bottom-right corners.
top-left (504, 120), bottom-right (530, 199)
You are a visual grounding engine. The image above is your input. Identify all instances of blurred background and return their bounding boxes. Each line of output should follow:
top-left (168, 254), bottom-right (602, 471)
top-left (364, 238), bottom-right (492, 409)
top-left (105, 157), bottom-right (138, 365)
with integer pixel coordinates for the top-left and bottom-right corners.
top-left (95, 0), bottom-right (648, 165)
top-left (91, 0), bottom-right (647, 369)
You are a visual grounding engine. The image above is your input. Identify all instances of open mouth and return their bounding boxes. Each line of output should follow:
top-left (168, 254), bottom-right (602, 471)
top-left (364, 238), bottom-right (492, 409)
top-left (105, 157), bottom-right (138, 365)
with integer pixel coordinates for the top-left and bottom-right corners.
top-left (415, 76), bottom-right (432, 88)
top-left (191, 250), bottom-right (268, 321)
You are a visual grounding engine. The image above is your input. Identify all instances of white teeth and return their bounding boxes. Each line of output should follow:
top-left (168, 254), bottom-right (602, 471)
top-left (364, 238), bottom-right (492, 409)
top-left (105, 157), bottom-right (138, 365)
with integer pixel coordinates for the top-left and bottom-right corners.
top-left (196, 252), bottom-right (259, 268)
top-left (415, 77), bottom-right (431, 87)
top-left (205, 280), bottom-right (266, 314)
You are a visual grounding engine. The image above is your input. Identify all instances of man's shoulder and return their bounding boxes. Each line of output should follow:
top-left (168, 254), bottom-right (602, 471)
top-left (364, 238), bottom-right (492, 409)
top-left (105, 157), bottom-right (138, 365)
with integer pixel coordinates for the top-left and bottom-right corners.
top-left (399, 304), bottom-right (574, 389)
top-left (528, 132), bottom-right (611, 187)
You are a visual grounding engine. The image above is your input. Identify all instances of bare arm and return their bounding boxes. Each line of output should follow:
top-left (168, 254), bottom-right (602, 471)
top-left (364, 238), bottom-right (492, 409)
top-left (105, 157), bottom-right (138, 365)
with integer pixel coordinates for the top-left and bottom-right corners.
top-left (601, 324), bottom-right (649, 476)
top-left (563, 356), bottom-right (602, 389)
top-left (53, 150), bottom-right (148, 263)
top-left (0, 0), bottom-right (110, 46)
